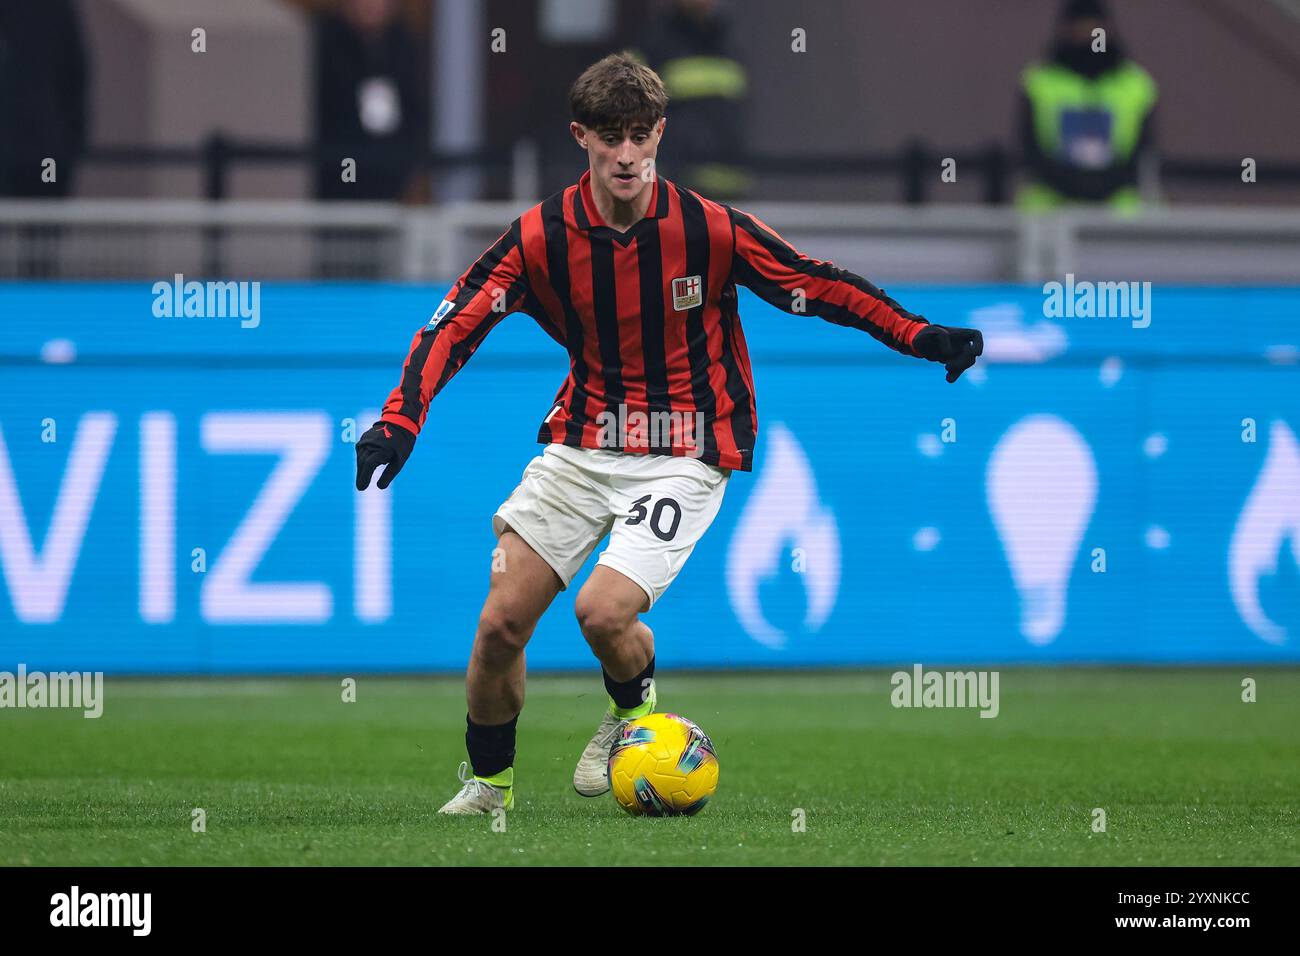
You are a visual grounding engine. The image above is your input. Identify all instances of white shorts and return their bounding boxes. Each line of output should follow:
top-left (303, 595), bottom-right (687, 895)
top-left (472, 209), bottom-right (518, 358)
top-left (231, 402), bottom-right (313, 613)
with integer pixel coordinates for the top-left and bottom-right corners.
top-left (492, 444), bottom-right (731, 609)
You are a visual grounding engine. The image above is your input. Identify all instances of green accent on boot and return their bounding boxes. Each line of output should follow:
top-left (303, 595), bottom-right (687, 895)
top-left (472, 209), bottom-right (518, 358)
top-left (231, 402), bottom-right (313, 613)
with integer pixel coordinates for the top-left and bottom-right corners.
top-left (477, 766), bottom-right (513, 789)
top-left (475, 767), bottom-right (514, 809)
top-left (611, 680), bottom-right (657, 720)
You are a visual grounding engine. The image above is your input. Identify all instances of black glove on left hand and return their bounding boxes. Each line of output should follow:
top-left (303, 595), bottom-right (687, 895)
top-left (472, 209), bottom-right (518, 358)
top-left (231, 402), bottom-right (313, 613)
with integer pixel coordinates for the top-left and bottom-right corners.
top-left (355, 420), bottom-right (416, 490)
top-left (911, 324), bottom-right (984, 383)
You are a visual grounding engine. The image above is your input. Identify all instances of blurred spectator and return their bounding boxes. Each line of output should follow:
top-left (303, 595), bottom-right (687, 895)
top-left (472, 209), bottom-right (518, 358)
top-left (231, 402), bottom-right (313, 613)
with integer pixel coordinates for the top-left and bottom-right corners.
top-left (1017, 0), bottom-right (1157, 212)
top-left (313, 0), bottom-right (429, 202)
top-left (636, 0), bottom-right (751, 200)
top-left (0, 0), bottom-right (88, 278)
top-left (0, 0), bottom-right (88, 199)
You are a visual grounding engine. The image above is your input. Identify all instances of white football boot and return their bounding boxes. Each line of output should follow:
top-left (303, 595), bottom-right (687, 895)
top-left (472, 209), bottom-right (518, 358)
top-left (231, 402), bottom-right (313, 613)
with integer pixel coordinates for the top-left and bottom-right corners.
top-left (437, 761), bottom-right (513, 815)
top-left (573, 683), bottom-right (656, 797)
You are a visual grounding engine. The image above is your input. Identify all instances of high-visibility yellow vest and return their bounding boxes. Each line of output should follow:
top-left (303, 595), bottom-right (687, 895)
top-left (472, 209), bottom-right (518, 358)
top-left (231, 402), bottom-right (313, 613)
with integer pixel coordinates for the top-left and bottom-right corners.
top-left (659, 55), bottom-right (748, 101)
top-left (1018, 60), bottom-right (1157, 211)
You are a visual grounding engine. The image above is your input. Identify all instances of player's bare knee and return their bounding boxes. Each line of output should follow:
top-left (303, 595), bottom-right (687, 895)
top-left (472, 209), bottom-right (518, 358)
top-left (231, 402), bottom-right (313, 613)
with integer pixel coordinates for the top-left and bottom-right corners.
top-left (577, 601), bottom-right (636, 654)
top-left (475, 604), bottom-right (531, 659)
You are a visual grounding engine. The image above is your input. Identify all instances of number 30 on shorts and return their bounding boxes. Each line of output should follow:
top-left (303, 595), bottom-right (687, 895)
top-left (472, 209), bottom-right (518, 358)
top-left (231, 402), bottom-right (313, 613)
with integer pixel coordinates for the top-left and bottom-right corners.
top-left (626, 495), bottom-right (682, 541)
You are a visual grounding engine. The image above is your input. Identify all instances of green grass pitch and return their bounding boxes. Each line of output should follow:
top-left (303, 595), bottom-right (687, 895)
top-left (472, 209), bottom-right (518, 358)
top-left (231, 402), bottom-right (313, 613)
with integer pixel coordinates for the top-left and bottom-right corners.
top-left (1, 670), bottom-right (1296, 866)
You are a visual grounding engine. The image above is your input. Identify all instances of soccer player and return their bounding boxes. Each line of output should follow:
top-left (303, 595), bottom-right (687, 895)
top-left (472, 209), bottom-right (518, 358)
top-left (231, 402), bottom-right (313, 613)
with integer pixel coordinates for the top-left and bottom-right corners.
top-left (354, 53), bottom-right (983, 814)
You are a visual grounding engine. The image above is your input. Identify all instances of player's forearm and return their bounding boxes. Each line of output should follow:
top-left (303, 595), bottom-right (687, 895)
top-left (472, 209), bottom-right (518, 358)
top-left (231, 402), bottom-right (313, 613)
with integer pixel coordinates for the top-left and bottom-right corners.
top-left (806, 274), bottom-right (984, 382)
top-left (378, 228), bottom-right (531, 435)
top-left (830, 273), bottom-right (933, 357)
top-left (782, 261), bottom-right (932, 356)
top-left (378, 326), bottom-right (448, 437)
top-left (731, 206), bottom-right (929, 355)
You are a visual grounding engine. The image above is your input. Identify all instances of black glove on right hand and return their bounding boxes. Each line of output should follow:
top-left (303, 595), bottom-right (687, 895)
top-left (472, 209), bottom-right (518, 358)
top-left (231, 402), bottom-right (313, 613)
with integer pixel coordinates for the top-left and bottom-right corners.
top-left (911, 324), bottom-right (985, 383)
top-left (355, 420), bottom-right (416, 490)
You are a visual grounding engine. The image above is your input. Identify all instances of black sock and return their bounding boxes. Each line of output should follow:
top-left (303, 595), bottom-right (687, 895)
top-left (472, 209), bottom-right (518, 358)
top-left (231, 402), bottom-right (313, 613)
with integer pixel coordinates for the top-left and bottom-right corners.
top-left (603, 655), bottom-right (655, 711)
top-left (465, 713), bottom-right (518, 778)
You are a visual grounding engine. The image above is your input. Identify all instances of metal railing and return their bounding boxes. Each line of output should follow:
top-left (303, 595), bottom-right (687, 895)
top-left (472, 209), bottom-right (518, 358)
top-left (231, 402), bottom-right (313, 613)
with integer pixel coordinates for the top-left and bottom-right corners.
top-left (2, 198), bottom-right (1299, 284)
top-left (71, 135), bottom-right (1300, 202)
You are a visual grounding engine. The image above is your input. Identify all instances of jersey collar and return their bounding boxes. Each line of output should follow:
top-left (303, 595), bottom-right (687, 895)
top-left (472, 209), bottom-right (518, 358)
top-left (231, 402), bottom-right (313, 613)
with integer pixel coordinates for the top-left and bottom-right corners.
top-left (576, 169), bottom-right (668, 232)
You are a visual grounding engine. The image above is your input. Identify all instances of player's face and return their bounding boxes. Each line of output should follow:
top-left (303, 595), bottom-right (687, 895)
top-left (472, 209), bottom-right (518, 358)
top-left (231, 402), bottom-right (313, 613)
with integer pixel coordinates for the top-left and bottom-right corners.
top-left (574, 118), bottom-right (665, 203)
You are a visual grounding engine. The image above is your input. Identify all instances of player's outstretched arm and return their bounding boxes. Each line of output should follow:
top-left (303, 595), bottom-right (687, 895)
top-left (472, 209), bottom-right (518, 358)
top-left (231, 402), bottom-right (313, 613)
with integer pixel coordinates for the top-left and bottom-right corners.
top-left (728, 206), bottom-right (983, 382)
top-left (355, 224), bottom-right (537, 491)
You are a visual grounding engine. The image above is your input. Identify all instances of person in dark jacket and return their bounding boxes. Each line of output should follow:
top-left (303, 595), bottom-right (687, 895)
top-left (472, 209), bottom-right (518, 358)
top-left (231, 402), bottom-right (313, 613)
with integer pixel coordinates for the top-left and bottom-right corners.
top-left (313, 0), bottom-right (429, 202)
top-left (0, 0), bottom-right (88, 277)
top-left (0, 0), bottom-right (88, 199)
top-left (637, 0), bottom-right (750, 200)
top-left (312, 0), bottom-right (429, 277)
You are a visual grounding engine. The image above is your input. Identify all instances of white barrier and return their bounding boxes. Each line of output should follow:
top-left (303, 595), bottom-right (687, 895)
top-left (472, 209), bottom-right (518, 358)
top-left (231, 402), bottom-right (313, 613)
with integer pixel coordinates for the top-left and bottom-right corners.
top-left (0, 199), bottom-right (1297, 283)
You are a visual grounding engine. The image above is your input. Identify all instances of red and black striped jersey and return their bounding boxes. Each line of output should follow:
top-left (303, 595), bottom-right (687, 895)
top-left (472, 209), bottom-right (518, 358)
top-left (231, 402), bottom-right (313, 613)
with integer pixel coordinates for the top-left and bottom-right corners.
top-left (379, 170), bottom-right (932, 471)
